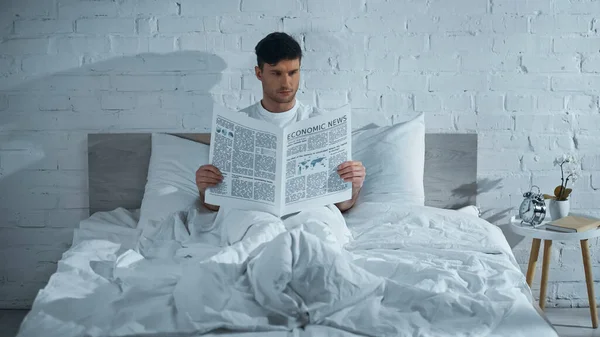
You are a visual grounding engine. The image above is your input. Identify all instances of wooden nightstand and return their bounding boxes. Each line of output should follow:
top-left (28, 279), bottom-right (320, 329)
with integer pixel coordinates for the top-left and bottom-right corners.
top-left (509, 215), bottom-right (600, 329)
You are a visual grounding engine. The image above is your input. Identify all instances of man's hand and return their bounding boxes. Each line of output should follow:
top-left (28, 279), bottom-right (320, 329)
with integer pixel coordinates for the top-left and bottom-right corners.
top-left (335, 160), bottom-right (366, 212)
top-left (337, 160), bottom-right (366, 189)
top-left (196, 164), bottom-right (222, 211)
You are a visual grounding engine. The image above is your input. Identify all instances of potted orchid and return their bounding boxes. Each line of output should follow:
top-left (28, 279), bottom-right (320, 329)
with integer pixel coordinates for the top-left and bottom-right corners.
top-left (543, 154), bottom-right (581, 219)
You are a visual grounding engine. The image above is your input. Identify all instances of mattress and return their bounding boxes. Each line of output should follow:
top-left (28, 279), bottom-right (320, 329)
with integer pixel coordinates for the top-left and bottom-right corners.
top-left (15, 203), bottom-right (558, 337)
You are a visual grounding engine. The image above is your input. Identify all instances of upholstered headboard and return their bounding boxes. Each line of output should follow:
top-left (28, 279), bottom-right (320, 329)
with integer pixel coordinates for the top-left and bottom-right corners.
top-left (87, 133), bottom-right (477, 215)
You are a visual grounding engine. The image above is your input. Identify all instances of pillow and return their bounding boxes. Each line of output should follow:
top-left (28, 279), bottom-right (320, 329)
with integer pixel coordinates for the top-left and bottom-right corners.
top-left (350, 112), bottom-right (425, 207)
top-left (137, 133), bottom-right (210, 229)
top-left (456, 205), bottom-right (481, 218)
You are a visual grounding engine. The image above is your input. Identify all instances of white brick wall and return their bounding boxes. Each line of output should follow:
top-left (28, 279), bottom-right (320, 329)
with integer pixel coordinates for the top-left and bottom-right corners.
top-left (1, 0), bottom-right (599, 310)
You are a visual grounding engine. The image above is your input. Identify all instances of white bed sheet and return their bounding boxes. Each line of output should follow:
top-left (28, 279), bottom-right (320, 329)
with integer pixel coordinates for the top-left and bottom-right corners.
top-left (15, 203), bottom-right (558, 337)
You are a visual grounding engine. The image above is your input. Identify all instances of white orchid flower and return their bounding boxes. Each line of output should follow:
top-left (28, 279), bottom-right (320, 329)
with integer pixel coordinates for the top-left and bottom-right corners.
top-left (554, 153), bottom-right (579, 166)
top-left (567, 169), bottom-right (580, 182)
top-left (553, 156), bottom-right (564, 166)
top-left (572, 172), bottom-right (580, 182)
top-left (570, 155), bottom-right (580, 166)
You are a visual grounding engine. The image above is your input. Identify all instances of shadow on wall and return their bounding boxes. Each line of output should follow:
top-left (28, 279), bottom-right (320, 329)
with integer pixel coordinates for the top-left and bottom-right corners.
top-left (447, 178), bottom-right (503, 210)
top-left (451, 177), bottom-right (503, 200)
top-left (0, 51), bottom-right (227, 242)
top-left (451, 177), bottom-right (525, 248)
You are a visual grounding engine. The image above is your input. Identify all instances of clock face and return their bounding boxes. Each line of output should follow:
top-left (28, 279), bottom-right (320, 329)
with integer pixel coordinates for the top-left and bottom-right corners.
top-left (520, 199), bottom-right (534, 222)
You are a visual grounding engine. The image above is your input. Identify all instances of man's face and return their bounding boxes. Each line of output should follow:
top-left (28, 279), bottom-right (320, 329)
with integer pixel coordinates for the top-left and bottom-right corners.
top-left (255, 58), bottom-right (300, 104)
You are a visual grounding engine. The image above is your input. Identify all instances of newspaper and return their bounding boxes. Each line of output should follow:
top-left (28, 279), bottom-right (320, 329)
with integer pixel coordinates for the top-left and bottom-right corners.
top-left (205, 105), bottom-right (352, 217)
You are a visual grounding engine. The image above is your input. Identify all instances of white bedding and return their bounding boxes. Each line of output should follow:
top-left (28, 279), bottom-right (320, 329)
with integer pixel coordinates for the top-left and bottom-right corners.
top-left (16, 203), bottom-right (558, 337)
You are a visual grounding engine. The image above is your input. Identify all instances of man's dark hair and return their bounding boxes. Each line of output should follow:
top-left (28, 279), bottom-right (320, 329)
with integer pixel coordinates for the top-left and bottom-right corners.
top-left (255, 32), bottom-right (302, 70)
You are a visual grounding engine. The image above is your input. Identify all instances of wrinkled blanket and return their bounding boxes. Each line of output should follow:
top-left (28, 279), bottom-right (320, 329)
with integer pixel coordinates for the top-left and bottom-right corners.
top-left (16, 203), bottom-right (559, 337)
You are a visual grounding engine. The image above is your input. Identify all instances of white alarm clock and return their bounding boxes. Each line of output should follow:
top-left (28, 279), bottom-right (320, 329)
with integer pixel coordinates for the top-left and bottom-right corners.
top-left (519, 185), bottom-right (547, 226)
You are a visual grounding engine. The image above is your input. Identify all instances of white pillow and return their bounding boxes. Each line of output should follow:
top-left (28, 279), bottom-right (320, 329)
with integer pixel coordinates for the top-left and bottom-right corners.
top-left (351, 112), bottom-right (425, 207)
top-left (137, 133), bottom-right (210, 229)
top-left (456, 205), bottom-right (481, 217)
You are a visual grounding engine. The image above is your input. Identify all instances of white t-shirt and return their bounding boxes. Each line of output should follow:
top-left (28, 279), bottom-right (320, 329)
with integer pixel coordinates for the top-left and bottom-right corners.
top-left (239, 99), bottom-right (322, 127)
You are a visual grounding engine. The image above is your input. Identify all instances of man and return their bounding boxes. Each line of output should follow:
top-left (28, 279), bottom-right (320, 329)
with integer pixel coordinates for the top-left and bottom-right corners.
top-left (196, 32), bottom-right (366, 220)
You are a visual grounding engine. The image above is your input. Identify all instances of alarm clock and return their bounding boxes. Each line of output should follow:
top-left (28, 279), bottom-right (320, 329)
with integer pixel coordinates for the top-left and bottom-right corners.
top-left (519, 185), bottom-right (547, 226)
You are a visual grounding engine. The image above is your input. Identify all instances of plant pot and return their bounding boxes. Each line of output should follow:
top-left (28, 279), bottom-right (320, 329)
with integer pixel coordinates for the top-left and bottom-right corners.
top-left (549, 199), bottom-right (570, 220)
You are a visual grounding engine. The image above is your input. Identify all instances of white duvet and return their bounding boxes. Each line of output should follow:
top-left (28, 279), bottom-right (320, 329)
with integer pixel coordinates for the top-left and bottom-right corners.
top-left (16, 203), bottom-right (558, 337)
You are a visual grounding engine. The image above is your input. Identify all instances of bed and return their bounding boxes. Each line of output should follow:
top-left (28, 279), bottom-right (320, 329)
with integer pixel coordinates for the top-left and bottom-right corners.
top-left (16, 113), bottom-right (558, 337)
